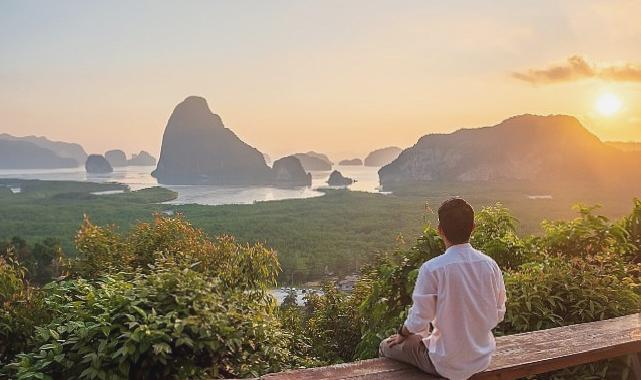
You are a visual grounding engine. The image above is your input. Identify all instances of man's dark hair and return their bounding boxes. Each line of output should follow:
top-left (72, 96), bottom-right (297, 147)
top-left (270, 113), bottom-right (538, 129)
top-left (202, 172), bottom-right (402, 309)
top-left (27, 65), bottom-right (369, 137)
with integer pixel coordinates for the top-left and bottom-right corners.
top-left (437, 197), bottom-right (474, 244)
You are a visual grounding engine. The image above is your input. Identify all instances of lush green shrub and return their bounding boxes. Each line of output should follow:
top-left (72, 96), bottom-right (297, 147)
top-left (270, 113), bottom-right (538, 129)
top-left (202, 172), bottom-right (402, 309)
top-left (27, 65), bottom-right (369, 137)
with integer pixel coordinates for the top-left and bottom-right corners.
top-left (6, 268), bottom-right (291, 379)
top-left (3, 215), bottom-right (300, 379)
top-left (499, 255), bottom-right (640, 334)
top-left (72, 215), bottom-right (280, 291)
top-left (0, 237), bottom-right (63, 285)
top-left (620, 198), bottom-right (641, 263)
top-left (0, 252), bottom-right (50, 364)
top-left (300, 284), bottom-right (363, 363)
top-left (471, 203), bottom-right (529, 270)
top-left (538, 204), bottom-right (632, 258)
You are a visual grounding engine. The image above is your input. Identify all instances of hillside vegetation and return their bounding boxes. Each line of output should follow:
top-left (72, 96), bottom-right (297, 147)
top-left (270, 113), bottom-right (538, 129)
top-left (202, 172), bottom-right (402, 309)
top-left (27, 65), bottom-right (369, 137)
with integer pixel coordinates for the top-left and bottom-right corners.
top-left (2, 178), bottom-right (641, 283)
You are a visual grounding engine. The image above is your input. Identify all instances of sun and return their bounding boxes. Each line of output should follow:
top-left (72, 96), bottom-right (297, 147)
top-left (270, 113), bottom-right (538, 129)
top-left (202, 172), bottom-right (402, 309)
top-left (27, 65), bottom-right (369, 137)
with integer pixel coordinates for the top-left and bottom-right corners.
top-left (596, 93), bottom-right (622, 116)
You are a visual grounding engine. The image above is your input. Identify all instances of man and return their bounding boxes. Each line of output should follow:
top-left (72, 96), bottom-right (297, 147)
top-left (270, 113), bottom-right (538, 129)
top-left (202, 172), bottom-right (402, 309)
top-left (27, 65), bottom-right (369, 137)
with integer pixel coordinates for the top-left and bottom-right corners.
top-left (379, 197), bottom-right (506, 380)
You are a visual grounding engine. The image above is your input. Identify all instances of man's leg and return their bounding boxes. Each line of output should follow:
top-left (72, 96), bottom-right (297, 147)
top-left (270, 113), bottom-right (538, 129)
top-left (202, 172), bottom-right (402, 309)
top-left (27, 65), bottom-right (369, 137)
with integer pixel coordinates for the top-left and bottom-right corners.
top-left (379, 334), bottom-right (440, 376)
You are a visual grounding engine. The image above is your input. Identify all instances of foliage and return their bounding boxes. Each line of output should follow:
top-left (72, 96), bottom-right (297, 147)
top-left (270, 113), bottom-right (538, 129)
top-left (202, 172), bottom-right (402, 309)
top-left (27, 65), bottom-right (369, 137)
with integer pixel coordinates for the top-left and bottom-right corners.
top-left (7, 269), bottom-right (291, 379)
top-left (621, 198), bottom-right (641, 263)
top-left (299, 284), bottom-right (363, 363)
top-left (499, 256), bottom-right (640, 333)
top-left (539, 204), bottom-right (632, 258)
top-left (4, 178), bottom-right (641, 283)
top-left (471, 203), bottom-right (530, 270)
top-left (0, 237), bottom-right (63, 285)
top-left (0, 251), bottom-right (50, 364)
top-left (2, 215), bottom-right (301, 379)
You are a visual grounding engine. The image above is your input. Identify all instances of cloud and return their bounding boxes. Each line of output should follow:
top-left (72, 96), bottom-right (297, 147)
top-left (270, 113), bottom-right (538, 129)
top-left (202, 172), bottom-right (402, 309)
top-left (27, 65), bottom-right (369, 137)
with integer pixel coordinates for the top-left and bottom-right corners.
top-left (513, 55), bottom-right (641, 84)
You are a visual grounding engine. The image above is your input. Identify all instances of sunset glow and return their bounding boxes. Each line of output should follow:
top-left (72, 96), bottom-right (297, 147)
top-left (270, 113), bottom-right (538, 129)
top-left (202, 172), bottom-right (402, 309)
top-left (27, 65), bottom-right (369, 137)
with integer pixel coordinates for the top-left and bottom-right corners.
top-left (1, 1), bottom-right (641, 158)
top-left (596, 93), bottom-right (622, 116)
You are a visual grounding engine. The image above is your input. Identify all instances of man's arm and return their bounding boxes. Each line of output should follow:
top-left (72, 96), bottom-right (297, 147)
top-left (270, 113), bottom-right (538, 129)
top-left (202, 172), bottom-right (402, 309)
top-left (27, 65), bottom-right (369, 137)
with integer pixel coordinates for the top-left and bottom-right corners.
top-left (404, 264), bottom-right (438, 334)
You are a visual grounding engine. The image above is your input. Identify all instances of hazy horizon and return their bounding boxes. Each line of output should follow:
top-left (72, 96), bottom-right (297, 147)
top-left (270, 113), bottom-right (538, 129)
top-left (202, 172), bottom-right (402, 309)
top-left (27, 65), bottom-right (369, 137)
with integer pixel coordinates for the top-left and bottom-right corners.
top-left (2, 0), bottom-right (641, 160)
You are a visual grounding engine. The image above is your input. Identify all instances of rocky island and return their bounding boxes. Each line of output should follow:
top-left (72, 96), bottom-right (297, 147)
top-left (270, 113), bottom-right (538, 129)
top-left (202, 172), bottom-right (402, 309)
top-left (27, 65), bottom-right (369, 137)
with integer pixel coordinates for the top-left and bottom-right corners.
top-left (105, 149), bottom-right (128, 167)
top-left (85, 154), bottom-right (113, 173)
top-left (292, 152), bottom-right (333, 171)
top-left (152, 96), bottom-right (312, 186)
top-left (339, 158), bottom-right (363, 166)
top-left (327, 170), bottom-right (354, 186)
top-left (152, 96), bottom-right (273, 185)
top-left (128, 151), bottom-right (157, 166)
top-left (272, 156), bottom-right (312, 186)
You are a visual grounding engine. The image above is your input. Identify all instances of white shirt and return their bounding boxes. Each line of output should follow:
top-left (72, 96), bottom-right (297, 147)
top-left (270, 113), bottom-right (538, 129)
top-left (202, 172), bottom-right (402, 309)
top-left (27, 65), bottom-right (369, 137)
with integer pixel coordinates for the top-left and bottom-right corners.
top-left (404, 243), bottom-right (506, 380)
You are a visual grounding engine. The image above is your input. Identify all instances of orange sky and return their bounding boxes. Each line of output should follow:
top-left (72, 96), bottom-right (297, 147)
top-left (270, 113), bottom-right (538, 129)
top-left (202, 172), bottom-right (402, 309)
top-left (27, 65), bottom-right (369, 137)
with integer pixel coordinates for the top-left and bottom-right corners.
top-left (1, 1), bottom-right (641, 161)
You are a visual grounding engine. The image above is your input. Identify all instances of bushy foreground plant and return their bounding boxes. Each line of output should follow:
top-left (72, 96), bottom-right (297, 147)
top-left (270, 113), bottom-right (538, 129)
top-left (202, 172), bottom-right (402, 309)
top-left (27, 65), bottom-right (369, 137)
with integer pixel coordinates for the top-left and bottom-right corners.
top-left (0, 253), bottom-right (50, 364)
top-left (2, 215), bottom-right (305, 379)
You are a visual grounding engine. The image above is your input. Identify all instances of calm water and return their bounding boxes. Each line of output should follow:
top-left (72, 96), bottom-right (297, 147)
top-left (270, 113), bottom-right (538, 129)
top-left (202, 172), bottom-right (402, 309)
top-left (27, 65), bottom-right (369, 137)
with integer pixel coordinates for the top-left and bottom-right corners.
top-left (0, 165), bottom-right (384, 205)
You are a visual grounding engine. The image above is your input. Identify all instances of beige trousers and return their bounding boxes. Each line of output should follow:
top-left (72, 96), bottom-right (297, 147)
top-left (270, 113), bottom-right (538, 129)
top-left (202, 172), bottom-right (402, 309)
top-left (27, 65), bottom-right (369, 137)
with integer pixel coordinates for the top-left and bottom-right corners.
top-left (379, 334), bottom-right (442, 377)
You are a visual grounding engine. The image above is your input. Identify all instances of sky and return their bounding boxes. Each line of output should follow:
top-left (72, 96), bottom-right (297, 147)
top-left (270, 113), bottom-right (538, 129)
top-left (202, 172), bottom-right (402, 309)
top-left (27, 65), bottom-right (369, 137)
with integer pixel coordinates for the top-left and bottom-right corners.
top-left (1, 0), bottom-right (641, 161)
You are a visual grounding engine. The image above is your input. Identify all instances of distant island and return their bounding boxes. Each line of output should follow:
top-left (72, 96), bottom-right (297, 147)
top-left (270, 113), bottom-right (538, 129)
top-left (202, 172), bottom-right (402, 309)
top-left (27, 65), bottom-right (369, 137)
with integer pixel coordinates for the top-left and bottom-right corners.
top-left (105, 149), bottom-right (157, 167)
top-left (128, 151), bottom-right (157, 166)
top-left (152, 96), bottom-right (311, 186)
top-left (292, 152), bottom-right (333, 171)
top-left (339, 158), bottom-right (363, 166)
top-left (364, 146), bottom-right (402, 167)
top-left (272, 156), bottom-right (312, 186)
top-left (379, 114), bottom-right (641, 185)
top-left (85, 154), bottom-right (113, 174)
top-left (0, 133), bottom-right (87, 169)
top-left (0, 139), bottom-right (79, 169)
top-left (327, 170), bottom-right (354, 186)
top-left (105, 150), bottom-right (128, 167)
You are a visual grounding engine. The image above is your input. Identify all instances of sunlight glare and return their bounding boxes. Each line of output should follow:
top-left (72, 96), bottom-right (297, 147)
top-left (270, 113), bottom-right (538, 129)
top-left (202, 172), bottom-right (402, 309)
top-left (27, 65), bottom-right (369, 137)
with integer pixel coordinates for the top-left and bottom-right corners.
top-left (596, 93), bottom-right (622, 116)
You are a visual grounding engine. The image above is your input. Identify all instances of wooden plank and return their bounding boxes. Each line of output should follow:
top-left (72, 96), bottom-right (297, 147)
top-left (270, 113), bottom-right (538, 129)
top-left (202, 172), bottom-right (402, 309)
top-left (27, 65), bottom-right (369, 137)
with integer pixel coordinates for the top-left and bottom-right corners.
top-left (258, 313), bottom-right (641, 380)
top-left (473, 313), bottom-right (641, 379)
top-left (260, 359), bottom-right (442, 380)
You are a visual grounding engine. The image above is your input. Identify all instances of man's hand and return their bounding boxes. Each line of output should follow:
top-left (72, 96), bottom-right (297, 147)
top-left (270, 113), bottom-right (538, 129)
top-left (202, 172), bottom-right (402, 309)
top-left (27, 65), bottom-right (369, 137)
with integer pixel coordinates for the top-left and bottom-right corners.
top-left (387, 333), bottom-right (407, 348)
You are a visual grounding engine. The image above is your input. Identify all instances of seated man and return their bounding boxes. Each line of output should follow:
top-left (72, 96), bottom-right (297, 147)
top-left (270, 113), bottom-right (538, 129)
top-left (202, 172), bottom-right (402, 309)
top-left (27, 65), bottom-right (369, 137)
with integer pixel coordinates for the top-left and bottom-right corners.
top-left (379, 197), bottom-right (506, 380)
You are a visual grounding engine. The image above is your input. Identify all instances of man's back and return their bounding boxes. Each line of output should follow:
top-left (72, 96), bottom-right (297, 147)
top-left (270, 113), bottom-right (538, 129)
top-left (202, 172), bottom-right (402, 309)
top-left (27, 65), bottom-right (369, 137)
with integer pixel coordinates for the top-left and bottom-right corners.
top-left (406, 243), bottom-right (506, 379)
top-left (379, 197), bottom-right (507, 380)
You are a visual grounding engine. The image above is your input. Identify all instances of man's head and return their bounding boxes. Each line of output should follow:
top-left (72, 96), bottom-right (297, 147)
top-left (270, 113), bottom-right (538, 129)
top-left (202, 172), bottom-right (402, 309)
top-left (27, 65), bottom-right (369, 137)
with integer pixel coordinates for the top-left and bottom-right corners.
top-left (437, 197), bottom-right (475, 246)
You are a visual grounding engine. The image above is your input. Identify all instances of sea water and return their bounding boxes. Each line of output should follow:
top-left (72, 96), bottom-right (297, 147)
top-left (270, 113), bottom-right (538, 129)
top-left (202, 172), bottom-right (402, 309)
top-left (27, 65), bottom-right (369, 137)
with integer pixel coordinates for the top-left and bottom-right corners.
top-left (0, 165), bottom-right (383, 205)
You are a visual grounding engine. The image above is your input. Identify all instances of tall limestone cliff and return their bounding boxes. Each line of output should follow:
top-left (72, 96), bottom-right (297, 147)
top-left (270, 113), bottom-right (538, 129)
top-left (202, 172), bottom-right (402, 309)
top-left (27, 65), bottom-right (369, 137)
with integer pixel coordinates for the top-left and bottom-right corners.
top-left (152, 96), bottom-right (273, 185)
top-left (379, 114), bottom-right (641, 185)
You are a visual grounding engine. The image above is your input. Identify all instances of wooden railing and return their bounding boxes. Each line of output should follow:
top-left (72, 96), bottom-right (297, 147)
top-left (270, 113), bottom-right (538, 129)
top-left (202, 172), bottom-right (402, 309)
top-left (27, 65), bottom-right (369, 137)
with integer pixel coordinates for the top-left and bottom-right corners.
top-left (258, 313), bottom-right (641, 379)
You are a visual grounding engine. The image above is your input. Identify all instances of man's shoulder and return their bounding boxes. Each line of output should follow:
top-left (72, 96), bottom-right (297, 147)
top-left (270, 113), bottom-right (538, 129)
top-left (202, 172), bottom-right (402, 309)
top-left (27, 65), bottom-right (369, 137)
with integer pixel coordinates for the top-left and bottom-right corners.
top-left (421, 254), bottom-right (449, 271)
top-left (473, 248), bottom-right (501, 267)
